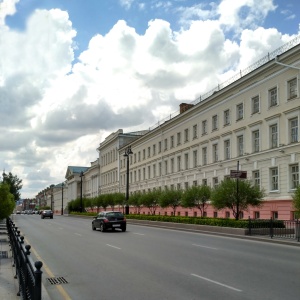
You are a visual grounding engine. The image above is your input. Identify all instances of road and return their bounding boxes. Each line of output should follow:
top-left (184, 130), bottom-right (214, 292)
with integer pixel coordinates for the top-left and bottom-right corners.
top-left (12, 214), bottom-right (300, 300)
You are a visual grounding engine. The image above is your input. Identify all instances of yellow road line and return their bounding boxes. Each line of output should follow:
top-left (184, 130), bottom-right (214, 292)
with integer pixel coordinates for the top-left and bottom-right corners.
top-left (24, 237), bottom-right (72, 300)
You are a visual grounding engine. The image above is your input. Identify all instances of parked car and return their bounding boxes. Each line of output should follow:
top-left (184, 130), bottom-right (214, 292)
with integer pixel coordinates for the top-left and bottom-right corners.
top-left (41, 210), bottom-right (53, 219)
top-left (92, 211), bottom-right (126, 232)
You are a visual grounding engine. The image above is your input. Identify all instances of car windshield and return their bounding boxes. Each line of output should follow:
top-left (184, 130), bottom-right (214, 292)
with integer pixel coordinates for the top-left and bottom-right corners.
top-left (106, 212), bottom-right (123, 218)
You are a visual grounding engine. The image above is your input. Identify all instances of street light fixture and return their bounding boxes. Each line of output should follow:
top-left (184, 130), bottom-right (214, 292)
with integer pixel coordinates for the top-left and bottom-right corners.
top-left (124, 145), bottom-right (133, 215)
top-left (61, 182), bottom-right (64, 215)
top-left (80, 171), bottom-right (84, 213)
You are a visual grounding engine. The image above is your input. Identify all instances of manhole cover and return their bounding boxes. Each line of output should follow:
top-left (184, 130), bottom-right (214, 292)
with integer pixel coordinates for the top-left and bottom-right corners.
top-left (46, 277), bottom-right (68, 285)
top-left (0, 251), bottom-right (8, 258)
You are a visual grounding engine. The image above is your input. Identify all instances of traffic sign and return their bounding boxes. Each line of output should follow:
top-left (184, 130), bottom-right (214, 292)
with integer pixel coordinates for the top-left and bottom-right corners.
top-left (230, 170), bottom-right (247, 178)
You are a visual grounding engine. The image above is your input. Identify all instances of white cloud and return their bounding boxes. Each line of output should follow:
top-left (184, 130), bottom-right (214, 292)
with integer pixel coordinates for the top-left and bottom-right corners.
top-left (0, 0), bottom-right (19, 27)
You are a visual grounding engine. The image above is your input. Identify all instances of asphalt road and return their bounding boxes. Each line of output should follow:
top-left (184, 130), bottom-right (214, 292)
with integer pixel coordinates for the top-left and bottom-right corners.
top-left (12, 214), bottom-right (300, 300)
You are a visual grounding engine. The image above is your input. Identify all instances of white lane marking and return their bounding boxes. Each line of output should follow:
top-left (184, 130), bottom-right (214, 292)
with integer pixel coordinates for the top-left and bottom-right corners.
top-left (133, 233), bottom-right (145, 236)
top-left (192, 244), bottom-right (218, 250)
top-left (106, 244), bottom-right (121, 250)
top-left (191, 274), bottom-right (242, 292)
top-left (74, 233), bottom-right (82, 236)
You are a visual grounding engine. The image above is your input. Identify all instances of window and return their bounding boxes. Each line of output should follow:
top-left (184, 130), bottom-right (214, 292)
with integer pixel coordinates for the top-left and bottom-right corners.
top-left (148, 147), bottom-right (151, 157)
top-left (184, 153), bottom-right (189, 170)
top-left (184, 182), bottom-right (189, 190)
top-left (253, 130), bottom-right (260, 153)
top-left (184, 129), bottom-right (189, 142)
top-left (143, 168), bottom-right (146, 180)
top-left (164, 160), bottom-right (168, 175)
top-left (270, 167), bottom-right (278, 191)
top-left (213, 211), bottom-right (218, 218)
top-left (170, 158), bottom-right (174, 173)
top-left (272, 211), bottom-right (278, 219)
top-left (212, 144), bottom-right (218, 162)
top-left (193, 124), bottom-right (198, 139)
top-left (153, 164), bottom-right (156, 178)
top-left (193, 150), bottom-right (198, 168)
top-left (138, 169), bottom-right (141, 181)
top-left (158, 141), bottom-right (162, 153)
top-left (270, 124), bottom-right (278, 148)
top-left (254, 211), bottom-right (260, 219)
top-left (253, 171), bottom-right (260, 189)
top-left (138, 151), bottom-right (141, 162)
top-left (134, 170), bottom-right (136, 182)
top-left (225, 211), bottom-right (230, 218)
top-left (153, 144), bottom-right (156, 156)
top-left (213, 177), bottom-right (219, 188)
top-left (148, 166), bottom-right (151, 179)
top-left (143, 149), bottom-right (146, 159)
top-left (252, 95), bottom-right (260, 114)
top-left (212, 115), bottom-right (218, 131)
top-left (170, 136), bottom-right (174, 148)
top-left (164, 138), bottom-right (168, 151)
top-left (224, 109), bottom-right (230, 126)
top-left (290, 164), bottom-right (299, 189)
top-left (177, 156), bottom-right (181, 171)
top-left (177, 183), bottom-right (181, 190)
top-left (202, 147), bottom-right (207, 165)
top-left (237, 135), bottom-right (244, 156)
top-left (193, 180), bottom-right (197, 186)
top-left (290, 118), bottom-right (298, 143)
top-left (236, 103), bottom-right (243, 120)
top-left (202, 120), bottom-right (207, 135)
top-left (177, 132), bottom-right (181, 145)
top-left (224, 140), bottom-right (230, 160)
top-left (134, 153), bottom-right (136, 163)
top-left (269, 87), bottom-right (278, 107)
top-left (202, 179), bottom-right (207, 186)
top-left (158, 162), bottom-right (162, 176)
top-left (170, 184), bottom-right (174, 190)
top-left (287, 78), bottom-right (297, 99)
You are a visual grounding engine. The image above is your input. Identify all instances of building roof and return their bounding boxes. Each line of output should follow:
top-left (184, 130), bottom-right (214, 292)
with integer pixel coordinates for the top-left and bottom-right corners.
top-left (65, 166), bottom-right (89, 179)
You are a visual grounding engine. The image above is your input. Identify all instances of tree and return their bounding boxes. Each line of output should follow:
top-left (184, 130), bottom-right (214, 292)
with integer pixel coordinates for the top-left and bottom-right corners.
top-left (292, 185), bottom-right (300, 218)
top-left (181, 185), bottom-right (211, 217)
top-left (140, 190), bottom-right (161, 215)
top-left (159, 188), bottom-right (182, 215)
top-left (1, 171), bottom-right (23, 201)
top-left (114, 193), bottom-right (125, 210)
top-left (211, 179), bottom-right (265, 220)
top-left (129, 191), bottom-right (142, 214)
top-left (93, 195), bottom-right (103, 213)
top-left (0, 183), bottom-right (16, 219)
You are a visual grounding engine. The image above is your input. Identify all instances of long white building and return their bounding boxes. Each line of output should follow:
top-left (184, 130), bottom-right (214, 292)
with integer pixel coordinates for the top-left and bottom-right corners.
top-left (38, 36), bottom-right (300, 220)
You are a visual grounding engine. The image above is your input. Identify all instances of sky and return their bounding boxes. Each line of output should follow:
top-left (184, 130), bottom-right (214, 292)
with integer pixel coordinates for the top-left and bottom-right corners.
top-left (0, 0), bottom-right (299, 199)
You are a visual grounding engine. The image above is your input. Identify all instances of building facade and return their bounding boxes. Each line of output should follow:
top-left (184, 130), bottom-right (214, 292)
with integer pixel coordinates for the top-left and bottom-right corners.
top-left (35, 36), bottom-right (300, 220)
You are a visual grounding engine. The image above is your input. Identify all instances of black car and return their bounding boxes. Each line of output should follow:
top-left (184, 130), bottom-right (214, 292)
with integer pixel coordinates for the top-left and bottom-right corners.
top-left (92, 211), bottom-right (126, 232)
top-left (41, 210), bottom-right (53, 219)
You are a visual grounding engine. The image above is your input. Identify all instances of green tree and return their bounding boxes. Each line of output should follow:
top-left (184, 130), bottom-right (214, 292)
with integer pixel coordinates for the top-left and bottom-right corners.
top-left (93, 195), bottom-right (103, 213)
top-left (159, 188), bottom-right (182, 215)
top-left (181, 185), bottom-right (211, 217)
top-left (1, 172), bottom-right (23, 201)
top-left (292, 185), bottom-right (300, 218)
top-left (129, 191), bottom-right (142, 214)
top-left (211, 179), bottom-right (265, 220)
top-left (0, 183), bottom-right (15, 219)
top-left (114, 193), bottom-right (125, 211)
top-left (140, 190), bottom-right (161, 215)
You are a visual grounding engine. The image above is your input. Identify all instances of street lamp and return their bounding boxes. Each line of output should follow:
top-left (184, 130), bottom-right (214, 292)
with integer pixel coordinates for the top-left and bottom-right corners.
top-left (124, 145), bottom-right (133, 215)
top-left (80, 171), bottom-right (84, 213)
top-left (61, 182), bottom-right (64, 215)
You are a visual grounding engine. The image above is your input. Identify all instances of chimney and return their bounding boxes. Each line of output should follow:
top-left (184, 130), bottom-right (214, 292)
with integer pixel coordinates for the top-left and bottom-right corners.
top-left (180, 103), bottom-right (194, 114)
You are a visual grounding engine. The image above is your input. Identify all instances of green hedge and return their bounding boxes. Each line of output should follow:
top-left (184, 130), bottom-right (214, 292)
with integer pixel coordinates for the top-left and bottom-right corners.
top-left (70, 212), bottom-right (285, 229)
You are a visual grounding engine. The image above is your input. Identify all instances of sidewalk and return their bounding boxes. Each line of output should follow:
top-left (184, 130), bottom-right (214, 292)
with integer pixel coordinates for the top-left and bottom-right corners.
top-left (0, 223), bottom-right (19, 300)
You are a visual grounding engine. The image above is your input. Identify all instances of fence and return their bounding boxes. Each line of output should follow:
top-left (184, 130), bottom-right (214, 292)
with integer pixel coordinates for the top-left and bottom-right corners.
top-left (7, 217), bottom-right (43, 300)
top-left (248, 218), bottom-right (300, 242)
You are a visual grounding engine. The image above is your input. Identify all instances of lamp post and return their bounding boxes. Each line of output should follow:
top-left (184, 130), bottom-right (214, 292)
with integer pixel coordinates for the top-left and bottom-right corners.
top-left (124, 145), bottom-right (133, 215)
top-left (61, 182), bottom-right (64, 215)
top-left (80, 171), bottom-right (84, 213)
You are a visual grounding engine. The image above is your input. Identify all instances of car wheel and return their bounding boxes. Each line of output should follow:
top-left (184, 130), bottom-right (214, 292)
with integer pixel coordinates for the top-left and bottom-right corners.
top-left (51, 216), bottom-right (53, 219)
top-left (92, 224), bottom-right (96, 231)
top-left (121, 226), bottom-right (126, 232)
top-left (100, 223), bottom-right (106, 232)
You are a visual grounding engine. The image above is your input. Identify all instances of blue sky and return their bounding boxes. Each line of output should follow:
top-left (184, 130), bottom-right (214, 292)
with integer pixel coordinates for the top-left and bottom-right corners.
top-left (5, 0), bottom-right (300, 59)
top-left (0, 0), bottom-right (299, 198)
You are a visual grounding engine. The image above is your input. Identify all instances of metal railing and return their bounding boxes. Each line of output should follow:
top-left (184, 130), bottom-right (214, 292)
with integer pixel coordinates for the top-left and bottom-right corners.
top-left (248, 218), bottom-right (300, 242)
top-left (7, 217), bottom-right (43, 300)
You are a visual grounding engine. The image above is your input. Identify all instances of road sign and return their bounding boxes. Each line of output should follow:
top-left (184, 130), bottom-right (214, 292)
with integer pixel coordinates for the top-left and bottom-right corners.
top-left (230, 170), bottom-right (247, 179)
